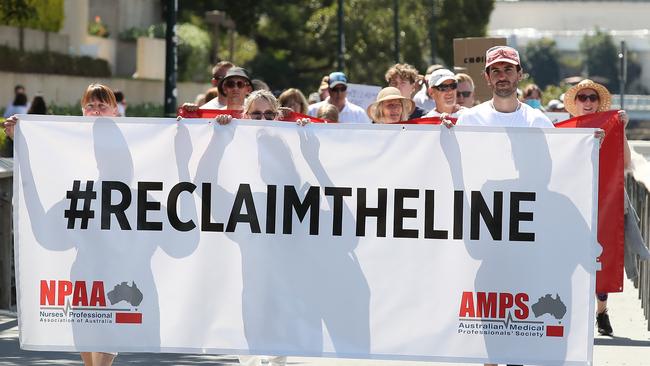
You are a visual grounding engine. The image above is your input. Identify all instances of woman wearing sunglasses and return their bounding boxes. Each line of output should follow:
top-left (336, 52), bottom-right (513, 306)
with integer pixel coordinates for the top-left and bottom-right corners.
top-left (214, 90), bottom-right (287, 125)
top-left (423, 68), bottom-right (466, 119)
top-left (565, 79), bottom-right (646, 338)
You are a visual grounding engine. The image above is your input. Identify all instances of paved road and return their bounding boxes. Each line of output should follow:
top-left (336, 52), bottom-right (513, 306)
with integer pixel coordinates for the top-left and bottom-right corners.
top-left (1, 278), bottom-right (648, 366)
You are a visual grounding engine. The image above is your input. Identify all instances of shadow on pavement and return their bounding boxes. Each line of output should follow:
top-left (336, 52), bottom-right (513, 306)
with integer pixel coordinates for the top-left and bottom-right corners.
top-left (594, 336), bottom-right (650, 347)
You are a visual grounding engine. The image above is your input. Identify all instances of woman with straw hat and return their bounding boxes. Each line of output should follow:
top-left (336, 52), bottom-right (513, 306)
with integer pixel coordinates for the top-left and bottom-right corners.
top-left (565, 78), bottom-right (644, 338)
top-left (366, 87), bottom-right (415, 124)
top-left (565, 78), bottom-right (631, 170)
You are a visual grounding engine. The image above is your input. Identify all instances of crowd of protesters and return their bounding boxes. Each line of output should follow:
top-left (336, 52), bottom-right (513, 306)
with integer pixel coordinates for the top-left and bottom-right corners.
top-left (3, 44), bottom-right (650, 366)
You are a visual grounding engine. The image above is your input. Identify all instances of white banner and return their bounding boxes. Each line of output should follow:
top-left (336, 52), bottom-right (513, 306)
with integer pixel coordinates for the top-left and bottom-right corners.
top-left (15, 115), bottom-right (600, 365)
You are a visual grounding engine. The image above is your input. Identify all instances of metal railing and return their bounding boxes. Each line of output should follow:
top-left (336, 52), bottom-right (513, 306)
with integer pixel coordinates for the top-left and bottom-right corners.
top-left (625, 174), bottom-right (650, 331)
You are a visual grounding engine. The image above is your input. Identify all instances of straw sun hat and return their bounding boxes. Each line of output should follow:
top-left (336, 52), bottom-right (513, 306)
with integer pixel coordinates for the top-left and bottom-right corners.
top-left (366, 87), bottom-right (415, 122)
top-left (564, 79), bottom-right (612, 116)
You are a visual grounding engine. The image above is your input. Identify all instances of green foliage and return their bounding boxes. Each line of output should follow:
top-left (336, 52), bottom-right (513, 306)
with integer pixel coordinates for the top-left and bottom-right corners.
top-left (46, 102), bottom-right (164, 117)
top-left (48, 103), bottom-right (82, 116)
top-left (522, 38), bottom-right (560, 89)
top-left (123, 103), bottom-right (165, 117)
top-left (579, 28), bottom-right (619, 92)
top-left (0, 0), bottom-right (64, 32)
top-left (204, 0), bottom-right (493, 93)
top-left (118, 24), bottom-right (166, 41)
top-left (434, 0), bottom-right (495, 67)
top-left (218, 32), bottom-right (258, 67)
top-left (177, 23), bottom-right (212, 82)
top-left (0, 45), bottom-right (111, 77)
top-left (626, 51), bottom-right (647, 94)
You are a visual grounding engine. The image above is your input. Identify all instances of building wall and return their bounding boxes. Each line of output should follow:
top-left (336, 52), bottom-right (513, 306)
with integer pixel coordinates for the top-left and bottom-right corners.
top-left (490, 1), bottom-right (650, 31)
top-left (89, 0), bottom-right (162, 37)
top-left (489, 1), bottom-right (650, 91)
top-left (0, 26), bottom-right (69, 54)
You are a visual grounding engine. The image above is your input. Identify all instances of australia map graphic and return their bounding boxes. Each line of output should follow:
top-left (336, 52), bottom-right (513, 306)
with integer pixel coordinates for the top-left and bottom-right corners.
top-left (531, 293), bottom-right (567, 319)
top-left (107, 281), bottom-right (143, 306)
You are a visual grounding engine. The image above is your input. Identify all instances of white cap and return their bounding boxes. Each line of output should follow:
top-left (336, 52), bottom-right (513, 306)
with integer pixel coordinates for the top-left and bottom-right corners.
top-left (428, 69), bottom-right (457, 87)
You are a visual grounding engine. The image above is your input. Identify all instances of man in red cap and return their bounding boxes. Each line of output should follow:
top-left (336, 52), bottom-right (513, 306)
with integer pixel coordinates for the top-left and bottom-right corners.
top-left (457, 45), bottom-right (552, 366)
top-left (457, 46), bottom-right (552, 128)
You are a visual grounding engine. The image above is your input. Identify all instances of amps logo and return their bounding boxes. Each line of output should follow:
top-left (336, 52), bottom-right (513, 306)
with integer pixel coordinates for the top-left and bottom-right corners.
top-left (39, 280), bottom-right (143, 325)
top-left (458, 291), bottom-right (566, 338)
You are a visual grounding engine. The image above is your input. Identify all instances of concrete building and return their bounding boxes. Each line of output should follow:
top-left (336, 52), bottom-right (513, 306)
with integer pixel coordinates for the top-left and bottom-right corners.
top-left (62, 0), bottom-right (163, 78)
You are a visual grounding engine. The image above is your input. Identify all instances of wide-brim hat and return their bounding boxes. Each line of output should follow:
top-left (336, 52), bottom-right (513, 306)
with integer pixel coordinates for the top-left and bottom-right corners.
top-left (564, 79), bottom-right (611, 116)
top-left (217, 67), bottom-right (252, 96)
top-left (366, 87), bottom-right (415, 122)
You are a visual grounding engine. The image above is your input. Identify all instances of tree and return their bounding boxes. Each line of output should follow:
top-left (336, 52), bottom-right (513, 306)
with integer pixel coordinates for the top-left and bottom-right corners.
top-left (190, 0), bottom-right (495, 93)
top-left (433, 0), bottom-right (495, 67)
top-left (579, 28), bottom-right (619, 93)
top-left (522, 38), bottom-right (560, 89)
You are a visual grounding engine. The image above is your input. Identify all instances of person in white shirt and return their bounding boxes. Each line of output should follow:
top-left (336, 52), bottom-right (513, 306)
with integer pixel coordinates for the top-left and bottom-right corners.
top-left (424, 69), bottom-right (467, 119)
top-left (456, 45), bottom-right (552, 366)
top-left (307, 72), bottom-right (370, 123)
top-left (457, 46), bottom-right (552, 129)
top-left (215, 67), bottom-right (253, 111)
top-left (412, 64), bottom-right (442, 113)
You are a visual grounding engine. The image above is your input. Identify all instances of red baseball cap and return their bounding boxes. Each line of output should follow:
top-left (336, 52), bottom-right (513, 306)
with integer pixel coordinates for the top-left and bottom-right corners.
top-left (485, 46), bottom-right (520, 69)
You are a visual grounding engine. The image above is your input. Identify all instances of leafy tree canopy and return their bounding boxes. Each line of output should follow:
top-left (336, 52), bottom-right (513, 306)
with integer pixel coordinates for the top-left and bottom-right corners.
top-left (179, 0), bottom-right (494, 93)
top-left (522, 38), bottom-right (560, 90)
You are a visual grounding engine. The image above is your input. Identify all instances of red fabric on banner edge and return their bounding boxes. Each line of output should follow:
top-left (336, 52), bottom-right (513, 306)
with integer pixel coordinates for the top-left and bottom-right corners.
top-left (556, 110), bottom-right (625, 293)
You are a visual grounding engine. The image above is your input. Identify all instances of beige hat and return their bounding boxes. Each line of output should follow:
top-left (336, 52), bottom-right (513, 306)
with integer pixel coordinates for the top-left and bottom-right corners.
top-left (366, 87), bottom-right (415, 122)
top-left (564, 79), bottom-right (611, 116)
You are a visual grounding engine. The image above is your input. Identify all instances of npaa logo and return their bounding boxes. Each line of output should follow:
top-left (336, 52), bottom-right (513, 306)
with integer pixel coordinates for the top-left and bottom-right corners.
top-left (457, 291), bottom-right (566, 338)
top-left (39, 280), bottom-right (143, 325)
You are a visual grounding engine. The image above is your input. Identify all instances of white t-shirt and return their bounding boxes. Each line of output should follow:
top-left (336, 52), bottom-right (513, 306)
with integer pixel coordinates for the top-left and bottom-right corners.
top-left (457, 100), bottom-right (553, 128)
top-left (424, 106), bottom-right (467, 118)
top-left (3, 104), bottom-right (28, 118)
top-left (308, 98), bottom-right (371, 123)
top-left (412, 85), bottom-right (436, 113)
top-left (200, 97), bottom-right (226, 110)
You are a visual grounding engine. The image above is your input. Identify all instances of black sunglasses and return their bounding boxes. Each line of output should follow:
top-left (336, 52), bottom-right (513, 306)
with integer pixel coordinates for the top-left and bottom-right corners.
top-left (329, 85), bottom-right (347, 93)
top-left (224, 80), bottom-right (251, 89)
top-left (576, 94), bottom-right (599, 102)
top-left (456, 91), bottom-right (472, 98)
top-left (248, 110), bottom-right (277, 120)
top-left (435, 83), bottom-right (458, 92)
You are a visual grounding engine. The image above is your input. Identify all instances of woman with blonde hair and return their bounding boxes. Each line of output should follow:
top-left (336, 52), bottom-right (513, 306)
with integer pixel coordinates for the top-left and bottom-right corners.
top-left (366, 87), bottom-right (414, 124)
top-left (215, 90), bottom-right (283, 124)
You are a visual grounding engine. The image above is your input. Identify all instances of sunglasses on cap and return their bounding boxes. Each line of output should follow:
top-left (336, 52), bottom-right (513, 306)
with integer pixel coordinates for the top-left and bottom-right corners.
top-left (248, 110), bottom-right (277, 120)
top-left (456, 91), bottom-right (472, 98)
top-left (224, 80), bottom-right (251, 89)
top-left (434, 82), bottom-right (457, 92)
top-left (576, 94), bottom-right (599, 102)
top-left (329, 85), bottom-right (347, 93)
